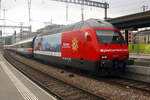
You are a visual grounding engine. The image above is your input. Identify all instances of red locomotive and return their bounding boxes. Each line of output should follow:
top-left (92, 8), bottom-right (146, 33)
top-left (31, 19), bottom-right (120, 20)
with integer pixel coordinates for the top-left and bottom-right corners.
top-left (5, 19), bottom-right (129, 75)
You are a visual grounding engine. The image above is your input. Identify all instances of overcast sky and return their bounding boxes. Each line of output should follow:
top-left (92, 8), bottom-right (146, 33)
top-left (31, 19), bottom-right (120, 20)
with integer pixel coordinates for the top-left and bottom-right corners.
top-left (0, 0), bottom-right (150, 34)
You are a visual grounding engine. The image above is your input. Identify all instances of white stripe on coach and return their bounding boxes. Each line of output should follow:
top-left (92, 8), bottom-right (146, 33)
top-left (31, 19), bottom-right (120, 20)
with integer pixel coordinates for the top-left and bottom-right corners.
top-left (34, 50), bottom-right (61, 57)
top-left (0, 61), bottom-right (39, 100)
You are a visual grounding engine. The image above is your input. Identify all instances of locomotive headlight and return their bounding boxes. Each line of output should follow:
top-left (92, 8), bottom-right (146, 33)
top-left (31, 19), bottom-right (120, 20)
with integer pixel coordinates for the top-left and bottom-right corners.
top-left (101, 56), bottom-right (108, 59)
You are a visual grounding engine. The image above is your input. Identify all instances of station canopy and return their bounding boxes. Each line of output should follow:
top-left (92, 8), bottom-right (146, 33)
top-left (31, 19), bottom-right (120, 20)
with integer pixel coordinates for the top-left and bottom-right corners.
top-left (107, 11), bottom-right (150, 30)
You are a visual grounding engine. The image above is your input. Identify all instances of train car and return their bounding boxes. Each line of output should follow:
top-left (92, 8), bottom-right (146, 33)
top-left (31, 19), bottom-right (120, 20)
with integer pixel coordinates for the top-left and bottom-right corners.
top-left (4, 45), bottom-right (13, 50)
top-left (5, 38), bottom-right (34, 57)
top-left (33, 19), bottom-right (129, 75)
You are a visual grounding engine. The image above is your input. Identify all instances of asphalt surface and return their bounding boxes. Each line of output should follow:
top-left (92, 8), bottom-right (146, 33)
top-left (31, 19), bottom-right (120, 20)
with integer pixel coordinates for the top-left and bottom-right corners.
top-left (0, 52), bottom-right (57, 100)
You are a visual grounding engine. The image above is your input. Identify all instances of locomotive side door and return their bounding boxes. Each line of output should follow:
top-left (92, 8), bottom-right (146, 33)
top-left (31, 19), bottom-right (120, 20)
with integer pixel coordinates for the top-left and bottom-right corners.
top-left (82, 30), bottom-right (95, 61)
top-left (83, 31), bottom-right (89, 58)
top-left (80, 31), bottom-right (91, 60)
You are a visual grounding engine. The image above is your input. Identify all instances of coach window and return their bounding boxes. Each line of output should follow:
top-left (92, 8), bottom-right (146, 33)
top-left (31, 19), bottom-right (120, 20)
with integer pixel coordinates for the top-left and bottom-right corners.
top-left (84, 32), bottom-right (88, 42)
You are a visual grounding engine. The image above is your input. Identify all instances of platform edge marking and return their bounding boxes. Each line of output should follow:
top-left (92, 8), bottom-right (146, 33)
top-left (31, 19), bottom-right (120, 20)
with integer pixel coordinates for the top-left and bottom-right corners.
top-left (0, 61), bottom-right (39, 100)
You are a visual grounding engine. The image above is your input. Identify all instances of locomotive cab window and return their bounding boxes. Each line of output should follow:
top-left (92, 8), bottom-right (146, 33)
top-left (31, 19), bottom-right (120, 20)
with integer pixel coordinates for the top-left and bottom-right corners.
top-left (95, 30), bottom-right (125, 44)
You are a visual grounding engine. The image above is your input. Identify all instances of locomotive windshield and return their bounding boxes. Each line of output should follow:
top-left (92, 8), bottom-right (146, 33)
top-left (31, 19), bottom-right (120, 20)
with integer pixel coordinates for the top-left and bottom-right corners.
top-left (95, 30), bottom-right (125, 44)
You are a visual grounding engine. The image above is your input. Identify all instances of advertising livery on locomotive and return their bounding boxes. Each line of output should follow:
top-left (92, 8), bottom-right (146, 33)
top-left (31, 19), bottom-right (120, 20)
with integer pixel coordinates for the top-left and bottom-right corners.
top-left (5, 19), bottom-right (129, 75)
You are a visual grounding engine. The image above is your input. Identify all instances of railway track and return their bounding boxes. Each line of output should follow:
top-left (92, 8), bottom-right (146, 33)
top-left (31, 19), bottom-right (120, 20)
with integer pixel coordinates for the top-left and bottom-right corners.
top-left (106, 77), bottom-right (150, 93)
top-left (4, 51), bottom-right (105, 100)
top-left (3, 50), bottom-right (150, 100)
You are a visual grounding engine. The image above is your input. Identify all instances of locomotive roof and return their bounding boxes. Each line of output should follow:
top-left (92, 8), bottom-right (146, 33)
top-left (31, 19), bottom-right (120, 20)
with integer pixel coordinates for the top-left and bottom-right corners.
top-left (38, 18), bottom-right (114, 36)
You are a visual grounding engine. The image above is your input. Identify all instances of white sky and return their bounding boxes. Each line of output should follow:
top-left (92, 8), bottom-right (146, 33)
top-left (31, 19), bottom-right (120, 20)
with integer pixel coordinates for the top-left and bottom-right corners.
top-left (0, 0), bottom-right (150, 35)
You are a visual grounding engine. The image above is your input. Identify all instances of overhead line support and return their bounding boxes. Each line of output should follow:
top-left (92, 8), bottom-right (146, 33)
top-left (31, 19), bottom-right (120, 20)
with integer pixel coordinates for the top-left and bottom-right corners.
top-left (51, 0), bottom-right (109, 19)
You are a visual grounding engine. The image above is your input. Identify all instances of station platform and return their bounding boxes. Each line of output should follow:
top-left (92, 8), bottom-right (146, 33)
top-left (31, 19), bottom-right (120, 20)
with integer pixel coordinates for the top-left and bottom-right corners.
top-left (125, 65), bottom-right (150, 83)
top-left (128, 53), bottom-right (150, 74)
top-left (0, 53), bottom-right (57, 100)
top-left (124, 53), bottom-right (150, 83)
top-left (130, 53), bottom-right (150, 60)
